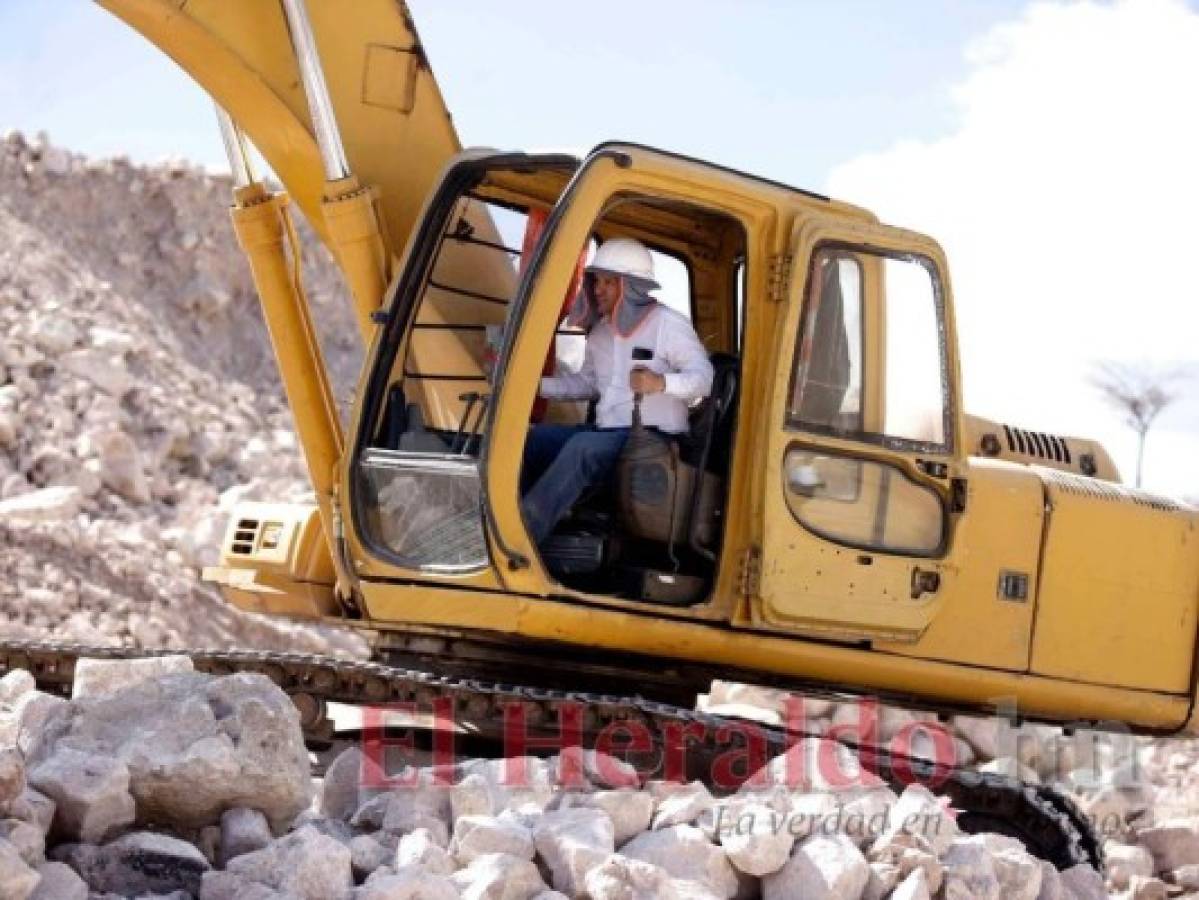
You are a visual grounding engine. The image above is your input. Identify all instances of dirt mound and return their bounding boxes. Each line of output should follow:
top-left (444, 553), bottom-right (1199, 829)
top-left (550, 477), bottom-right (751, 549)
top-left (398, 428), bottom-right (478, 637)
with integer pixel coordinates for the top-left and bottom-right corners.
top-left (0, 130), bottom-right (366, 656)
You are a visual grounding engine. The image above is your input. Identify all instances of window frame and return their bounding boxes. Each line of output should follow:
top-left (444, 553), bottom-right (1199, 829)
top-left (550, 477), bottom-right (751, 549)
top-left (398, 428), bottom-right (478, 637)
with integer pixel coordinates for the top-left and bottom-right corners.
top-left (785, 241), bottom-right (955, 457)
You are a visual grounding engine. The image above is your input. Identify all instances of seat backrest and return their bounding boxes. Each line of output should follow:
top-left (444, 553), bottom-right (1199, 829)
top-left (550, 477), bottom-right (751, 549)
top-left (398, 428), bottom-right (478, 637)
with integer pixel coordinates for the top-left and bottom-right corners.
top-left (682, 352), bottom-right (739, 474)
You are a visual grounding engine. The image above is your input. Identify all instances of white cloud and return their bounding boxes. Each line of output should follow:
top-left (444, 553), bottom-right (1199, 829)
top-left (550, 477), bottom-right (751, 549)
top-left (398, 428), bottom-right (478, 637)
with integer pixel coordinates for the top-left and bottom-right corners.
top-left (826, 0), bottom-right (1199, 498)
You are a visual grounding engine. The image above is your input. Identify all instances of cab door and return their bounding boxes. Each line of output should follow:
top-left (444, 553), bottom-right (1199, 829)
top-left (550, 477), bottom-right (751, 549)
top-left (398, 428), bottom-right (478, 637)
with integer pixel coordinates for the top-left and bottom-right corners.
top-left (755, 216), bottom-right (967, 643)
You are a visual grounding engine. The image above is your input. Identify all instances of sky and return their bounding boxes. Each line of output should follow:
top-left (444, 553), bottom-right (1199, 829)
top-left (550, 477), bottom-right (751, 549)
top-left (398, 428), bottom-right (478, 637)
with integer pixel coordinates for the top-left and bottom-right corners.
top-left (0, 0), bottom-right (1195, 498)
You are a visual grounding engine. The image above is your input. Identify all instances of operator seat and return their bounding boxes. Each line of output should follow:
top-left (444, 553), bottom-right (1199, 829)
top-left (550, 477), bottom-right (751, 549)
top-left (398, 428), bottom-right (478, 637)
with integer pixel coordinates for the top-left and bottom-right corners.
top-left (540, 352), bottom-right (739, 590)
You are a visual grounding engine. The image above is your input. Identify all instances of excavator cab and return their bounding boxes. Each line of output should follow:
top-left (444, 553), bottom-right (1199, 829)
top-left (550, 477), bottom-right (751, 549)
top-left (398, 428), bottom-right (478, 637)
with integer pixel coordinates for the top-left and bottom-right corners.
top-left (353, 149), bottom-right (748, 605)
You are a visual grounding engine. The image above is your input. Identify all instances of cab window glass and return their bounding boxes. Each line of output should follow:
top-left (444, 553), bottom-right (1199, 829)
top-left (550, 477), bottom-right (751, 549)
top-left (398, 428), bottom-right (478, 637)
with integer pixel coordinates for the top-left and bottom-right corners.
top-left (788, 246), bottom-right (949, 452)
top-left (789, 253), bottom-right (863, 431)
top-left (783, 447), bottom-right (945, 556)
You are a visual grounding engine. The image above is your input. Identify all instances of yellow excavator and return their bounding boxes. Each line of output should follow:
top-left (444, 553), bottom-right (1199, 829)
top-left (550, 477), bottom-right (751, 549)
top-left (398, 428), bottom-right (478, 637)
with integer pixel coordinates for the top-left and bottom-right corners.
top-left (7, 0), bottom-right (1198, 868)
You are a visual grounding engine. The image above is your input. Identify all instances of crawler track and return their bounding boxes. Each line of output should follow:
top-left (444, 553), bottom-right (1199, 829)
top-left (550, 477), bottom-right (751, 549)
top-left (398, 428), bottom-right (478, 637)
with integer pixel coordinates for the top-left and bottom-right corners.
top-left (0, 638), bottom-right (1100, 870)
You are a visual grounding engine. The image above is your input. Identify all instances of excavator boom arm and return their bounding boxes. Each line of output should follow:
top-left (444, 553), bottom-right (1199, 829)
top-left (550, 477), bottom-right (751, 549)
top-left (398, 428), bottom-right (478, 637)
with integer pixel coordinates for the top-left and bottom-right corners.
top-left (97, 0), bottom-right (461, 260)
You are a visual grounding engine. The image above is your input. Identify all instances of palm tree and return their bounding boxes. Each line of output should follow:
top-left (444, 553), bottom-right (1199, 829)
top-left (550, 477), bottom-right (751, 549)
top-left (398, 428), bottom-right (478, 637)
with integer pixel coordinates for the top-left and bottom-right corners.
top-left (1090, 362), bottom-right (1181, 488)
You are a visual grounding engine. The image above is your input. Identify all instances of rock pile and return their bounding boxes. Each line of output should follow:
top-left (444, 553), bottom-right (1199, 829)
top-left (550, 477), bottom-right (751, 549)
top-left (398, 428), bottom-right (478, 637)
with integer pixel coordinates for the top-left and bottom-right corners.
top-left (0, 658), bottom-right (1116, 900)
top-left (0, 130), bottom-right (365, 656)
top-left (704, 681), bottom-right (1199, 899)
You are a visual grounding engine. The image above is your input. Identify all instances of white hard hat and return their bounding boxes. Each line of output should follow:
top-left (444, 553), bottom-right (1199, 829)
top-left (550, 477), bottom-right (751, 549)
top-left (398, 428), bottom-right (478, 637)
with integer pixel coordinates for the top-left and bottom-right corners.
top-left (587, 238), bottom-right (659, 289)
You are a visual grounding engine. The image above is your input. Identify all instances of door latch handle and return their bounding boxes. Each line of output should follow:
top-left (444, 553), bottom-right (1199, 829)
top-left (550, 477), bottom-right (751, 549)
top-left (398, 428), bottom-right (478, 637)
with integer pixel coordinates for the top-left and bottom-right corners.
top-left (911, 568), bottom-right (941, 599)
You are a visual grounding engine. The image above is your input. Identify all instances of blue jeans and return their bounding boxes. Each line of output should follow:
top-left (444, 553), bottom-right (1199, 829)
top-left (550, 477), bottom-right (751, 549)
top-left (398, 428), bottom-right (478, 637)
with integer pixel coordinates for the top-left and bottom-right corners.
top-left (521, 425), bottom-right (629, 544)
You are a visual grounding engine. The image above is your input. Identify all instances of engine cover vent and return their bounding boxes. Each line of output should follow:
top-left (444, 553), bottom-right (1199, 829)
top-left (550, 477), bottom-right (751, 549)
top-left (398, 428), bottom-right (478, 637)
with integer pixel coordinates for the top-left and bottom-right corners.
top-left (1040, 468), bottom-right (1188, 513)
top-left (1004, 424), bottom-right (1072, 465)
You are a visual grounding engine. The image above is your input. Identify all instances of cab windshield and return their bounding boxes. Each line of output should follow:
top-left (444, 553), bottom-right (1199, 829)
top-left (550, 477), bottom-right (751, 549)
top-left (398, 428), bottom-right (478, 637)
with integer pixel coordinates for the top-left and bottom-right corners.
top-left (352, 157), bottom-right (576, 573)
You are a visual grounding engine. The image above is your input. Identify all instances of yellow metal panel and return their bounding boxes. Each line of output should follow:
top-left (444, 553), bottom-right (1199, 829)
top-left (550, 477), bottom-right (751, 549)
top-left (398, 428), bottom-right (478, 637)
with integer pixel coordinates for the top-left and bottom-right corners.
top-left (358, 580), bottom-right (1189, 731)
top-left (876, 459), bottom-right (1043, 670)
top-left (1031, 472), bottom-right (1199, 693)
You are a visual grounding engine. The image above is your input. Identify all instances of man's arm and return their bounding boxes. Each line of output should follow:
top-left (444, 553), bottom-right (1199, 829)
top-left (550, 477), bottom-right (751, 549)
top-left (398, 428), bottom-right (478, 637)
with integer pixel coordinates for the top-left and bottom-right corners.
top-left (540, 339), bottom-right (598, 401)
top-left (659, 315), bottom-right (714, 403)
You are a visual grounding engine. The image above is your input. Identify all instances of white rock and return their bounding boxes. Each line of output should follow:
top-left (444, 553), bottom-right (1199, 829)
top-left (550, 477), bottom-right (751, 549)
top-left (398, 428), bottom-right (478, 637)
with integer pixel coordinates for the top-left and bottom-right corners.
top-left (978, 833), bottom-right (1041, 900)
top-left (584, 853), bottom-right (681, 900)
top-left (225, 824), bottom-right (353, 900)
top-left (218, 806), bottom-right (272, 866)
top-left (621, 824), bottom-right (739, 899)
top-left (651, 781), bottom-right (714, 830)
top-left (0, 819), bottom-right (43, 868)
top-left (870, 783), bottom-right (959, 857)
top-left (0, 838), bottom-right (39, 900)
top-left (1036, 859), bottom-right (1064, 900)
top-left (1106, 840), bottom-right (1154, 889)
top-left (891, 867), bottom-right (931, 900)
top-left (6, 789), bottom-right (55, 836)
top-left (28, 316), bottom-right (79, 355)
top-left (450, 851), bottom-right (547, 899)
top-left (71, 655), bottom-right (194, 700)
top-left (320, 746), bottom-right (386, 821)
top-left (350, 834), bottom-right (393, 881)
top-left (59, 349), bottom-right (132, 397)
top-left (553, 747), bottom-right (640, 790)
top-left (951, 715), bottom-right (1000, 760)
top-left (940, 836), bottom-right (999, 900)
top-left (396, 828), bottom-right (454, 875)
top-left (0, 750), bottom-right (25, 807)
top-left (1058, 863), bottom-right (1107, 900)
top-left (355, 867), bottom-right (459, 899)
top-left (715, 800), bottom-right (794, 877)
top-left (28, 748), bottom-right (135, 843)
top-left (0, 486), bottom-right (82, 524)
top-left (746, 738), bottom-right (885, 795)
top-left (1128, 875), bottom-right (1168, 900)
top-left (93, 429), bottom-right (150, 503)
top-left (1173, 863), bottom-right (1199, 889)
top-left (557, 789), bottom-right (653, 845)
top-left (862, 861), bottom-right (899, 900)
top-left (0, 692), bottom-right (67, 758)
top-left (88, 327), bottom-right (135, 355)
top-left (380, 779), bottom-right (452, 839)
top-left (1138, 820), bottom-right (1199, 873)
top-left (762, 833), bottom-right (869, 900)
top-left (451, 815), bottom-right (534, 865)
top-left (533, 807), bottom-right (615, 896)
top-left (979, 755), bottom-right (1040, 784)
top-left (29, 861), bottom-right (86, 900)
top-left (199, 870), bottom-right (290, 899)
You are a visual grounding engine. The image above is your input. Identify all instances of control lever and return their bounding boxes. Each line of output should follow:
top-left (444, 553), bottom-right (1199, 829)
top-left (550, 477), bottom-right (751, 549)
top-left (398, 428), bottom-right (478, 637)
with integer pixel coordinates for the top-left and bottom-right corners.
top-left (453, 392), bottom-right (481, 454)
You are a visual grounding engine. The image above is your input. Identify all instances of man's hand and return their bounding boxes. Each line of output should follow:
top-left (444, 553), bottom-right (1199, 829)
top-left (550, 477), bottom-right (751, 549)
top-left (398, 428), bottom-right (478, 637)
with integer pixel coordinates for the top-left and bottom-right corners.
top-left (629, 367), bottom-right (666, 395)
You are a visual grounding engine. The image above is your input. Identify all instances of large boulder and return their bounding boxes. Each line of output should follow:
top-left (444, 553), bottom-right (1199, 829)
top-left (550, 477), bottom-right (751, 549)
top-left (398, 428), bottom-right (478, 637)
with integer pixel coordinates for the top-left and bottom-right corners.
top-left (29, 668), bottom-right (312, 831)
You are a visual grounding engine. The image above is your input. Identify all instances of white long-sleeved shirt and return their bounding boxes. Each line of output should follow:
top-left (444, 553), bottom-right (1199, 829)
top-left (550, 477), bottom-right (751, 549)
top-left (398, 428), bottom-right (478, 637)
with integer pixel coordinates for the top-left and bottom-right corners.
top-left (539, 305), bottom-right (714, 433)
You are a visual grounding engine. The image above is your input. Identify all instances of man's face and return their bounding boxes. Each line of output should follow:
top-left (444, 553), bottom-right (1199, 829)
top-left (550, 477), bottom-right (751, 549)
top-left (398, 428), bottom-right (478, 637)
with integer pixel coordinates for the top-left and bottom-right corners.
top-left (592, 273), bottom-right (623, 316)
